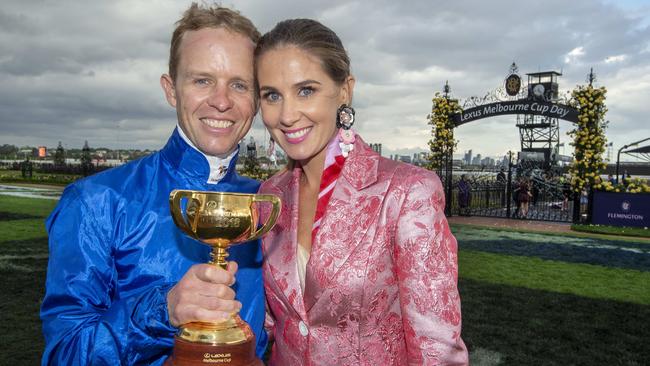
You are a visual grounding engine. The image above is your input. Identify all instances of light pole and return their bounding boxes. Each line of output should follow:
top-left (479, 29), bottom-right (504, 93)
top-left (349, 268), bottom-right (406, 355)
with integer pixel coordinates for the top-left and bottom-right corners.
top-left (616, 137), bottom-right (650, 184)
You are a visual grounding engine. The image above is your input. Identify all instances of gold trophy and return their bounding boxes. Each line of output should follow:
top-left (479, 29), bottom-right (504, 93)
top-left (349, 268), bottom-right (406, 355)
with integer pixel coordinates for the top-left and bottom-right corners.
top-left (167, 190), bottom-right (280, 366)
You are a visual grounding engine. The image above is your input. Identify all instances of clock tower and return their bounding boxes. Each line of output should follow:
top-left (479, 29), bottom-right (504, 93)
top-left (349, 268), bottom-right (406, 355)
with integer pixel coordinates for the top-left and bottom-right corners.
top-left (527, 71), bottom-right (560, 101)
top-left (516, 70), bottom-right (562, 168)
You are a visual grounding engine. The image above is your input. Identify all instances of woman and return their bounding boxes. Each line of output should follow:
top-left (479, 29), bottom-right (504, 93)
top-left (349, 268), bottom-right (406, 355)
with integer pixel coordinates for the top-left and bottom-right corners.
top-left (518, 178), bottom-right (532, 218)
top-left (256, 19), bottom-right (468, 365)
top-left (457, 174), bottom-right (471, 216)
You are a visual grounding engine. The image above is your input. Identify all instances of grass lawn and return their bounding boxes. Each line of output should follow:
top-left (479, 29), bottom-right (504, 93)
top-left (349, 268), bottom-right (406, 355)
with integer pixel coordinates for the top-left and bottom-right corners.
top-left (460, 278), bottom-right (650, 365)
top-left (453, 224), bottom-right (650, 365)
top-left (1, 194), bottom-right (649, 365)
top-left (460, 250), bottom-right (650, 305)
top-left (0, 196), bottom-right (56, 366)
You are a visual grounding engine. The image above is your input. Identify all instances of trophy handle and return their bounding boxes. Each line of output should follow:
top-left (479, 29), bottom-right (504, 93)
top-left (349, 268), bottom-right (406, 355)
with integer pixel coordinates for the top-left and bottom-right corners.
top-left (169, 190), bottom-right (201, 237)
top-left (248, 195), bottom-right (281, 241)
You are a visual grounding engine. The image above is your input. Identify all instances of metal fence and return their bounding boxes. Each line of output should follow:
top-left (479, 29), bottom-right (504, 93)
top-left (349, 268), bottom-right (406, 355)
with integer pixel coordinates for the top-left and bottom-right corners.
top-left (443, 165), bottom-right (581, 223)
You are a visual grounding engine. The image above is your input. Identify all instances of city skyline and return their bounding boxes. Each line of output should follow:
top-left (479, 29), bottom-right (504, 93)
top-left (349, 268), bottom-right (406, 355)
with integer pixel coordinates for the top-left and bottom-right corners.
top-left (1, 0), bottom-right (649, 161)
top-left (0, 138), bottom-right (529, 162)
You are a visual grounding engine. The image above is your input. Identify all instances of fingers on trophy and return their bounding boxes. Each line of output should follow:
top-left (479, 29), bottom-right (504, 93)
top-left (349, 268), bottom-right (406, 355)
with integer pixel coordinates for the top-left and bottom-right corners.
top-left (168, 190), bottom-right (280, 366)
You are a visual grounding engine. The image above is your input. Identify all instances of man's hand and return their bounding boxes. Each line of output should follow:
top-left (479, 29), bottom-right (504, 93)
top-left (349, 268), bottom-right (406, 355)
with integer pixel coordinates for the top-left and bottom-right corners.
top-left (167, 262), bottom-right (242, 327)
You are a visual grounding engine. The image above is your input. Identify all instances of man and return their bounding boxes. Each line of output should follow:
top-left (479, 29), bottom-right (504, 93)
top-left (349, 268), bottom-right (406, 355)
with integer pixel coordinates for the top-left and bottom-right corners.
top-left (40, 4), bottom-right (265, 365)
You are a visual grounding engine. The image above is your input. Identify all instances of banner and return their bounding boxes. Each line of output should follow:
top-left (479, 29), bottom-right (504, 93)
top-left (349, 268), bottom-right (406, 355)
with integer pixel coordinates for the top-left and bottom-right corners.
top-left (592, 191), bottom-right (650, 228)
top-left (452, 100), bottom-right (579, 126)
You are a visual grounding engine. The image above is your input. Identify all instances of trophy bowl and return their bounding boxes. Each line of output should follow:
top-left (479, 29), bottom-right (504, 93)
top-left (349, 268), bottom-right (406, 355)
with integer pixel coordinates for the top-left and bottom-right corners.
top-left (167, 190), bottom-right (280, 366)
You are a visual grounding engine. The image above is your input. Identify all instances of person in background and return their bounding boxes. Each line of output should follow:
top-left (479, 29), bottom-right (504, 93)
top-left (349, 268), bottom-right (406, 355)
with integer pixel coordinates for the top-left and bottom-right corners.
top-left (458, 174), bottom-right (472, 216)
top-left (561, 177), bottom-right (571, 212)
top-left (623, 170), bottom-right (632, 186)
top-left (518, 178), bottom-right (533, 218)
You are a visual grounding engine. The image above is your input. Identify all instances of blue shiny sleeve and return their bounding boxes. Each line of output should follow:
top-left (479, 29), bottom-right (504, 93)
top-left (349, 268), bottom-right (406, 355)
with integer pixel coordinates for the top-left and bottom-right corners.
top-left (40, 186), bottom-right (176, 366)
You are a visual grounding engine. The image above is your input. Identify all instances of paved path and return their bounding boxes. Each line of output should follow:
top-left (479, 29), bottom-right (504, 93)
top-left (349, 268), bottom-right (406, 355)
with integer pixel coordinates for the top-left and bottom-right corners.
top-left (449, 216), bottom-right (572, 233)
top-left (0, 184), bottom-right (63, 200)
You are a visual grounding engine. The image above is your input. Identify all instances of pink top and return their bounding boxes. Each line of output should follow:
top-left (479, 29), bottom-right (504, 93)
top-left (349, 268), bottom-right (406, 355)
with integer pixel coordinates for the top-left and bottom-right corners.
top-left (260, 136), bottom-right (468, 365)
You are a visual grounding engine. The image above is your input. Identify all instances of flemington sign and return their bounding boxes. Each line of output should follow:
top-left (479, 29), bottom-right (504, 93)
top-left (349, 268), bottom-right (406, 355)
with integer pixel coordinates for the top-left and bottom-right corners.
top-left (592, 191), bottom-right (649, 228)
top-left (452, 100), bottom-right (579, 126)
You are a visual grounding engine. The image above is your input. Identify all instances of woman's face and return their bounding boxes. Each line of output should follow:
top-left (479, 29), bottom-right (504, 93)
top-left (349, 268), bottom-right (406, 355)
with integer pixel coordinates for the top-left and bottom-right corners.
top-left (256, 46), bottom-right (353, 164)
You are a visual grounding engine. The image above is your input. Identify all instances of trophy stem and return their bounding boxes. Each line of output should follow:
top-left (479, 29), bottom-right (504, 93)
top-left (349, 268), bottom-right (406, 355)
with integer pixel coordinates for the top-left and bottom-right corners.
top-left (209, 246), bottom-right (229, 270)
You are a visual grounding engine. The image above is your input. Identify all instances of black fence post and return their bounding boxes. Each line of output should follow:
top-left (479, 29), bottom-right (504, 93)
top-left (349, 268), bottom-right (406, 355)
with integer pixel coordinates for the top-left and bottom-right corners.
top-left (506, 155), bottom-right (513, 218)
top-left (445, 152), bottom-right (453, 216)
top-left (572, 189), bottom-right (581, 223)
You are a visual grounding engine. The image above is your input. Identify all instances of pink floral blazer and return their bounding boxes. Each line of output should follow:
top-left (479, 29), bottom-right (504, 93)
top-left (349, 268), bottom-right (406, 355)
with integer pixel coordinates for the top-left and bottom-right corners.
top-left (259, 137), bottom-right (468, 365)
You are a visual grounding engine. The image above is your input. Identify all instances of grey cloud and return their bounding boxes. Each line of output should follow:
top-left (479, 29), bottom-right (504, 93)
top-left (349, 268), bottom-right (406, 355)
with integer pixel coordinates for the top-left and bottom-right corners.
top-left (0, 0), bottom-right (648, 158)
top-left (0, 10), bottom-right (40, 35)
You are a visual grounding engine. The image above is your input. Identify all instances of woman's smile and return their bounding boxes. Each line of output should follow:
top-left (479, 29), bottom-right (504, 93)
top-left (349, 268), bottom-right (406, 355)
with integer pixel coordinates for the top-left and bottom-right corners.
top-left (283, 127), bottom-right (313, 144)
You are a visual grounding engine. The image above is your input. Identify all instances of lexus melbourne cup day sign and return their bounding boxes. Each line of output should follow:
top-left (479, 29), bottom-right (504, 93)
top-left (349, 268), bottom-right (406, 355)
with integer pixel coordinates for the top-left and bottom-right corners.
top-left (452, 100), bottom-right (579, 126)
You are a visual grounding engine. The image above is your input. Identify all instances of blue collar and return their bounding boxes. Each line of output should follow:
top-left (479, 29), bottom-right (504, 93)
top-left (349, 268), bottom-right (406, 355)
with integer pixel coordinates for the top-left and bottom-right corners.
top-left (160, 128), bottom-right (240, 184)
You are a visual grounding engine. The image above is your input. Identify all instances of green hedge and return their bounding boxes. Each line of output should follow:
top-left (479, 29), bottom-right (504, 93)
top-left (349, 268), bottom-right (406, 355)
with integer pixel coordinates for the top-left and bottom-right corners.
top-left (0, 170), bottom-right (79, 186)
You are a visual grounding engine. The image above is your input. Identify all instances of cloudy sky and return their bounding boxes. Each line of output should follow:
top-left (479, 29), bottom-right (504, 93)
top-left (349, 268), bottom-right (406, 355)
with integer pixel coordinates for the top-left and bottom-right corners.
top-left (1, 0), bottom-right (649, 161)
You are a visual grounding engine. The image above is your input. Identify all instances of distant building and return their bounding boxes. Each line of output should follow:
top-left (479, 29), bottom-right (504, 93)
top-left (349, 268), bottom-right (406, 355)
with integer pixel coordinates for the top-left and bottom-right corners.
top-left (481, 157), bottom-right (495, 167)
top-left (19, 148), bottom-right (36, 158)
top-left (398, 155), bottom-right (411, 164)
top-left (411, 152), bottom-right (428, 166)
top-left (464, 149), bottom-right (472, 165)
top-left (498, 155), bottom-right (509, 167)
top-left (369, 143), bottom-right (382, 156)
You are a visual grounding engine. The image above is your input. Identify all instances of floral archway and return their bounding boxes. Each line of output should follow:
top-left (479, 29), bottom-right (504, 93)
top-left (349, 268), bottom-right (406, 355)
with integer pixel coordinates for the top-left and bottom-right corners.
top-left (567, 84), bottom-right (608, 193)
top-left (427, 90), bottom-right (461, 172)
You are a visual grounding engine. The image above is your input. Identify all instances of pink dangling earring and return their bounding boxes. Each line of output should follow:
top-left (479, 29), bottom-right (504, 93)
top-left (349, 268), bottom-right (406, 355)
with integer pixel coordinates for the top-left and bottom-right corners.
top-left (336, 104), bottom-right (355, 130)
top-left (336, 104), bottom-right (356, 157)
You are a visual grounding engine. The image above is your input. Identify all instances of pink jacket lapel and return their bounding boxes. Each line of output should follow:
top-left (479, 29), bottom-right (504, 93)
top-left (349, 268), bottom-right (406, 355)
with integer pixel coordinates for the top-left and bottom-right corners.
top-left (303, 138), bottom-right (390, 312)
top-left (262, 166), bottom-right (308, 321)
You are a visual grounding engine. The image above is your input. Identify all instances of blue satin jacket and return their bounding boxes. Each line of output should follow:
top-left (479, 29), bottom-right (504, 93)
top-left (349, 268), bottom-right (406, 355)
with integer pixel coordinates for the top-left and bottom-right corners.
top-left (40, 129), bottom-right (267, 365)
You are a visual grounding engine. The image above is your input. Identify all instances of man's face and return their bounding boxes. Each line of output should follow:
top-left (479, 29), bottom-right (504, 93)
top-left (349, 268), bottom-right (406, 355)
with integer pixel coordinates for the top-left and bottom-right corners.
top-left (161, 27), bottom-right (256, 157)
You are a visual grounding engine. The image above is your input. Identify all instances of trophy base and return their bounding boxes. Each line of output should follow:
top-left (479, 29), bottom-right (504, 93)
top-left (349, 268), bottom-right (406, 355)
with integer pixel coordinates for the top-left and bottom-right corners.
top-left (165, 337), bottom-right (262, 366)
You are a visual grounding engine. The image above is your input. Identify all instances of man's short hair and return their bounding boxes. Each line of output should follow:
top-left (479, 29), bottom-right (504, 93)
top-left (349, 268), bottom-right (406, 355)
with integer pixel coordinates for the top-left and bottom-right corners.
top-left (168, 2), bottom-right (261, 81)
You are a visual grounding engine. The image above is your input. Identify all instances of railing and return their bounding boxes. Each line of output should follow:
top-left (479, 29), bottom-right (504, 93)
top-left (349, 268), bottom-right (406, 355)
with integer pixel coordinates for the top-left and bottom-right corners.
top-left (445, 178), bottom-right (575, 222)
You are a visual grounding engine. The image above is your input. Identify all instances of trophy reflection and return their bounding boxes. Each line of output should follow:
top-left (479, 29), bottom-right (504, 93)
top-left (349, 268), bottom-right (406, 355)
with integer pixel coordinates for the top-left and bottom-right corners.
top-left (168, 190), bottom-right (281, 366)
